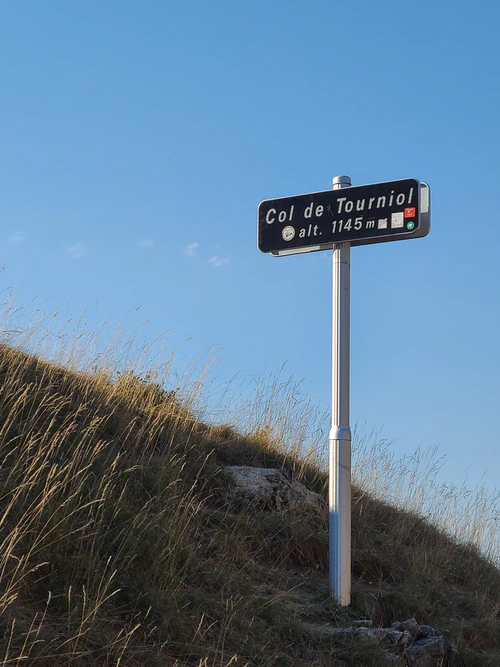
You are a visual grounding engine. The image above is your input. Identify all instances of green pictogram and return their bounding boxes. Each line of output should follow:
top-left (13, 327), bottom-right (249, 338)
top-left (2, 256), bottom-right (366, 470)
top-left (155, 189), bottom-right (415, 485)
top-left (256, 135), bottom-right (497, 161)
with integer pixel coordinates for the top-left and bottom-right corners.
top-left (406, 221), bottom-right (415, 230)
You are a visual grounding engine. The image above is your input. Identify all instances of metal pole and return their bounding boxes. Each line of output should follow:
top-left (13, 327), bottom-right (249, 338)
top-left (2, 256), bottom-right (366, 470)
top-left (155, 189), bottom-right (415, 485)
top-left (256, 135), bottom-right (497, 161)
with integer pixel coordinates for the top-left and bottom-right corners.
top-left (329, 174), bottom-right (352, 605)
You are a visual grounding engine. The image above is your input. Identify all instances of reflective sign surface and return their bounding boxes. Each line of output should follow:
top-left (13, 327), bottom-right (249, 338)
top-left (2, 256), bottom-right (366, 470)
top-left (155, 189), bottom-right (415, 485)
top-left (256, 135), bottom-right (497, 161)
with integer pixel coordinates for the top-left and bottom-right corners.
top-left (258, 178), bottom-right (430, 256)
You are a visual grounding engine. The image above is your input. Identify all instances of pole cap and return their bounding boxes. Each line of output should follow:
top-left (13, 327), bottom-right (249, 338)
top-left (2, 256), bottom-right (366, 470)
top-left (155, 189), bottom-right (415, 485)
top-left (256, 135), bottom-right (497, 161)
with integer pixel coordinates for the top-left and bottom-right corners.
top-left (332, 175), bottom-right (352, 190)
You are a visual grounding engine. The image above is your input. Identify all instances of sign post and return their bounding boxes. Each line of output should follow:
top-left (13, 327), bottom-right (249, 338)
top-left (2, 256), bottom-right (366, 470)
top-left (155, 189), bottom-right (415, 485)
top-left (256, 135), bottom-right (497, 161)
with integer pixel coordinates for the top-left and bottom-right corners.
top-left (330, 175), bottom-right (352, 605)
top-left (257, 176), bottom-right (430, 605)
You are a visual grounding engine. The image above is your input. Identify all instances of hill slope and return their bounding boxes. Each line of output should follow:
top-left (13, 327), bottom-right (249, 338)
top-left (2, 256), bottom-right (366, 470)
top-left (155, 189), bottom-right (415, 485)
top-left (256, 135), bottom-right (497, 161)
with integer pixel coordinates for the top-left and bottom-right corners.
top-left (0, 343), bottom-right (498, 666)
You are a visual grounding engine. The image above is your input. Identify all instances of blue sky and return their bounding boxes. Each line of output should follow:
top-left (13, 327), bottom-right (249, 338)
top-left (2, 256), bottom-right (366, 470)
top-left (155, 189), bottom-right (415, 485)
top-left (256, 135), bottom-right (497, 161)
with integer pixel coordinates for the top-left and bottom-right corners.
top-left (1, 1), bottom-right (499, 491)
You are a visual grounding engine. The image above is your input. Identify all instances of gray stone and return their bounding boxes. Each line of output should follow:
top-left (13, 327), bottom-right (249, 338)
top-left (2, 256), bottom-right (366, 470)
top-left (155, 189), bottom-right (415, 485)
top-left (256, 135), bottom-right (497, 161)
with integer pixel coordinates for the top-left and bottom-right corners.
top-left (418, 624), bottom-right (440, 638)
top-left (400, 618), bottom-right (420, 638)
top-left (323, 619), bottom-right (450, 666)
top-left (303, 617), bottom-right (450, 666)
top-left (400, 630), bottom-right (413, 647)
top-left (357, 627), bottom-right (403, 647)
top-left (405, 635), bottom-right (449, 667)
top-left (391, 618), bottom-right (420, 638)
top-left (224, 466), bottom-right (324, 511)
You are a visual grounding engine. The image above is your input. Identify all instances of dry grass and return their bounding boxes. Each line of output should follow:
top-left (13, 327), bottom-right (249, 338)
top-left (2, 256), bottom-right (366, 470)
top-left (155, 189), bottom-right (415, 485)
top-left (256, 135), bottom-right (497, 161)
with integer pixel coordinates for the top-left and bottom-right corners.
top-left (351, 427), bottom-right (500, 565)
top-left (0, 296), bottom-right (498, 665)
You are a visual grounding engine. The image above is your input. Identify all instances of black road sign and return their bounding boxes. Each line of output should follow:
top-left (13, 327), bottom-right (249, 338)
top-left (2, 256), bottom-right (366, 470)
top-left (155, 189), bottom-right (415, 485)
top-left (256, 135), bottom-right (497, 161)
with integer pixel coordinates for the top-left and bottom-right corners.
top-left (258, 178), bottom-right (430, 256)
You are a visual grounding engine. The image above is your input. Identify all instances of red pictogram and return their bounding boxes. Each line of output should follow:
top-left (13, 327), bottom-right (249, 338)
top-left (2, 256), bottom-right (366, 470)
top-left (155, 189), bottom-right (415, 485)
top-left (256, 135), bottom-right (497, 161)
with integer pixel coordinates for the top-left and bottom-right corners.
top-left (404, 207), bottom-right (416, 218)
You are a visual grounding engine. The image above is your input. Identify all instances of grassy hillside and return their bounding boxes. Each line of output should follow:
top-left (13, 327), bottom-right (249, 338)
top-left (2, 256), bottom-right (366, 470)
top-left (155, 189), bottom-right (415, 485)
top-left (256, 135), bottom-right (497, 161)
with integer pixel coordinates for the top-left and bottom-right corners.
top-left (0, 341), bottom-right (499, 666)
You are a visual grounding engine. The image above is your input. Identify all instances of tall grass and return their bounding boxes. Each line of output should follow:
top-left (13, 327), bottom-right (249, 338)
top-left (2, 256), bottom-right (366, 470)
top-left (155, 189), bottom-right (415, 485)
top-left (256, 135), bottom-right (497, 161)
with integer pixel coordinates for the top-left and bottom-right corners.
top-left (351, 426), bottom-right (500, 565)
top-left (1, 289), bottom-right (499, 565)
top-left (0, 291), bottom-right (498, 664)
top-left (0, 341), bottom-right (242, 664)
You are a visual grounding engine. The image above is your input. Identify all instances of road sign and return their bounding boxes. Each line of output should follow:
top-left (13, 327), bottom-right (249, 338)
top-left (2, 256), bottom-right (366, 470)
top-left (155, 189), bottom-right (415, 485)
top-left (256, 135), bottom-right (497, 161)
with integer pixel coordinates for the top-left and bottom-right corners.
top-left (258, 178), bottom-right (430, 256)
top-left (257, 174), bottom-right (431, 605)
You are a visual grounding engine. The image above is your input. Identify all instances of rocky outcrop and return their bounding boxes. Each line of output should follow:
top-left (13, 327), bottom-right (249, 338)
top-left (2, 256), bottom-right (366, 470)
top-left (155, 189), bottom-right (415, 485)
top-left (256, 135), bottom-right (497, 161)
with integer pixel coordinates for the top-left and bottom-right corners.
top-left (322, 618), bottom-right (451, 666)
top-left (224, 466), bottom-right (324, 511)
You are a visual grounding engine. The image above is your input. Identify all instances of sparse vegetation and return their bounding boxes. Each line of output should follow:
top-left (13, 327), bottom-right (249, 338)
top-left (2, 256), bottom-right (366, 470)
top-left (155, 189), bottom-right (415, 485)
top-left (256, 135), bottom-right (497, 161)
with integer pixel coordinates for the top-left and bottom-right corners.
top-left (0, 298), bottom-right (498, 665)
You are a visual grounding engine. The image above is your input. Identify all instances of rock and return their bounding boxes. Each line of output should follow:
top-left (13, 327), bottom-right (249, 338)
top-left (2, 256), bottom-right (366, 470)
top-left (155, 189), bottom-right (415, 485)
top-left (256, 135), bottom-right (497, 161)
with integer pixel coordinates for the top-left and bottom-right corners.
top-left (405, 635), bottom-right (451, 667)
top-left (400, 630), bottom-right (413, 647)
top-left (322, 618), bottom-right (451, 667)
top-left (224, 466), bottom-right (324, 511)
top-left (357, 627), bottom-right (404, 647)
top-left (391, 618), bottom-right (420, 638)
top-left (418, 624), bottom-right (440, 638)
